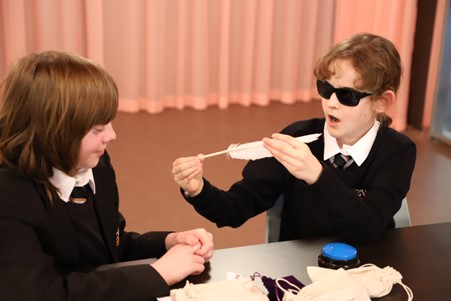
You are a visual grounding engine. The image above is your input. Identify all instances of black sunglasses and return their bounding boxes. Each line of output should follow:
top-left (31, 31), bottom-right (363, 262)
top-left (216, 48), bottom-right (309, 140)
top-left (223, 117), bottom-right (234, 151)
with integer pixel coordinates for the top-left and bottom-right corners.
top-left (316, 79), bottom-right (372, 107)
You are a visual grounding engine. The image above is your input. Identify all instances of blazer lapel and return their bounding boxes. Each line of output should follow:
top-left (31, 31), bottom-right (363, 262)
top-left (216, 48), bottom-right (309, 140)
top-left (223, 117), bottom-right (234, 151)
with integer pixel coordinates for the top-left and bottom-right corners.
top-left (91, 166), bottom-right (120, 262)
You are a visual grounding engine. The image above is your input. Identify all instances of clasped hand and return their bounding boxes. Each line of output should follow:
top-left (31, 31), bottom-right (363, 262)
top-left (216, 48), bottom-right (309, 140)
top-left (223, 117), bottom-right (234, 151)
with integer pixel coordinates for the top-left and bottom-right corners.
top-left (151, 228), bottom-right (213, 286)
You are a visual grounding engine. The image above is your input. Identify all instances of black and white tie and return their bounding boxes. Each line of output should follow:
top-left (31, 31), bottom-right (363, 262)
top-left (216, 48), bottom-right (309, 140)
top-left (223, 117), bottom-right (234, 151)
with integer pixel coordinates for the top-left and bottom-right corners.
top-left (333, 154), bottom-right (352, 170)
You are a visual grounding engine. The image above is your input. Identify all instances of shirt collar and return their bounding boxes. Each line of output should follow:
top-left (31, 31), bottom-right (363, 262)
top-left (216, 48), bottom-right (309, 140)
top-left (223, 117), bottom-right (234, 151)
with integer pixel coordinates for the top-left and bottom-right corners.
top-left (49, 168), bottom-right (96, 203)
top-left (323, 120), bottom-right (380, 166)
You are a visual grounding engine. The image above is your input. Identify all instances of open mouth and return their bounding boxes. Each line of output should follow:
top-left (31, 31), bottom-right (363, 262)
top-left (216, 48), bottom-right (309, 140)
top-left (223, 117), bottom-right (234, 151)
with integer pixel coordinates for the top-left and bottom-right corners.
top-left (328, 114), bottom-right (340, 124)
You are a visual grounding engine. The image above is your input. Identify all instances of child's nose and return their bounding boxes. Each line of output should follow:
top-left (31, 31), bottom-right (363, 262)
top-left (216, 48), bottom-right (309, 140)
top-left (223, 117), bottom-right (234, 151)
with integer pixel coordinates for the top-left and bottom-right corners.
top-left (326, 92), bottom-right (341, 107)
top-left (105, 123), bottom-right (117, 142)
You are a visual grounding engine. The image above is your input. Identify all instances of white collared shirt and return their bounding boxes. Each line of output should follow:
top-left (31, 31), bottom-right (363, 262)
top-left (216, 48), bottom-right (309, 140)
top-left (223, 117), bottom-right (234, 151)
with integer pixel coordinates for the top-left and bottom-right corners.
top-left (49, 168), bottom-right (96, 203)
top-left (323, 120), bottom-right (380, 166)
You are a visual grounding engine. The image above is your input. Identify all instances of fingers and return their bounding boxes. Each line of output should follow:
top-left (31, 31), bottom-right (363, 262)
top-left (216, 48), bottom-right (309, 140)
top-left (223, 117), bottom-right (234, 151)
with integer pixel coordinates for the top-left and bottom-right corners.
top-left (176, 244), bottom-right (206, 274)
top-left (265, 133), bottom-right (305, 152)
top-left (187, 244), bottom-right (208, 274)
top-left (194, 231), bottom-right (214, 261)
top-left (172, 156), bottom-right (202, 181)
top-left (263, 133), bottom-right (323, 184)
top-left (271, 133), bottom-right (296, 143)
top-left (263, 134), bottom-right (307, 167)
top-left (175, 229), bottom-right (214, 261)
top-left (172, 157), bottom-right (205, 196)
top-left (151, 244), bottom-right (206, 285)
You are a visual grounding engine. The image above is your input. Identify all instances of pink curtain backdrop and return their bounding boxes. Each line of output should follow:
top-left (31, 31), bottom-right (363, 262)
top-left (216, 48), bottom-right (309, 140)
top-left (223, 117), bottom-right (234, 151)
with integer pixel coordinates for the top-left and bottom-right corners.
top-left (0, 0), bottom-right (423, 130)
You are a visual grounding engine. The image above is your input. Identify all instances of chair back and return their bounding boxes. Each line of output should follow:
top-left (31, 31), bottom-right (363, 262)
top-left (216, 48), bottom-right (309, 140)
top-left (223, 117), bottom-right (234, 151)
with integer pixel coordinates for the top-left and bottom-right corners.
top-left (393, 198), bottom-right (412, 228)
top-left (265, 195), bottom-right (284, 243)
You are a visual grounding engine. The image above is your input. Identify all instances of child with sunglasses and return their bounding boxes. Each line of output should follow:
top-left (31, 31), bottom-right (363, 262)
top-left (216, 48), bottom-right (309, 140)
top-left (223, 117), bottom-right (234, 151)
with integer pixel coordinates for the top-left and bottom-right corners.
top-left (0, 51), bottom-right (213, 300)
top-left (172, 33), bottom-right (416, 246)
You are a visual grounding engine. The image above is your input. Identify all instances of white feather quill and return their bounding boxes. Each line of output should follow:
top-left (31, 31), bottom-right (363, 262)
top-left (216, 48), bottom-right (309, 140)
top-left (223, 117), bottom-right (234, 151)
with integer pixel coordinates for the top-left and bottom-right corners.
top-left (199, 133), bottom-right (321, 161)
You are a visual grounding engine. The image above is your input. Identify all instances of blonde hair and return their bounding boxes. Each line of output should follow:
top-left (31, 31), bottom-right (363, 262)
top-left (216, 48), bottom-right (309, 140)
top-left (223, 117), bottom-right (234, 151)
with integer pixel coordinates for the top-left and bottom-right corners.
top-left (314, 33), bottom-right (402, 125)
top-left (0, 51), bottom-right (118, 198)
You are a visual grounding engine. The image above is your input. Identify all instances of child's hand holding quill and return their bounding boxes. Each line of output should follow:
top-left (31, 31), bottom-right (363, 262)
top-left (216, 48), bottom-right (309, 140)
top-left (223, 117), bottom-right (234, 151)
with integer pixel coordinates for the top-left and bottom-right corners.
top-left (172, 133), bottom-right (321, 196)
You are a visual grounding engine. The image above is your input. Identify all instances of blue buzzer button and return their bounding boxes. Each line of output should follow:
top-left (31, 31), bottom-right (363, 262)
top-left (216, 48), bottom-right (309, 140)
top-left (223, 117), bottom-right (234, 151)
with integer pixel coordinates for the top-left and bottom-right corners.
top-left (318, 242), bottom-right (360, 270)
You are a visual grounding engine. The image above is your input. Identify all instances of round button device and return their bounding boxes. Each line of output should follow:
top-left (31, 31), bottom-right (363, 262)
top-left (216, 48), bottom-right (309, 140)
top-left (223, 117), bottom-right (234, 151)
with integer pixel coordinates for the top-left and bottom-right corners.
top-left (318, 242), bottom-right (360, 269)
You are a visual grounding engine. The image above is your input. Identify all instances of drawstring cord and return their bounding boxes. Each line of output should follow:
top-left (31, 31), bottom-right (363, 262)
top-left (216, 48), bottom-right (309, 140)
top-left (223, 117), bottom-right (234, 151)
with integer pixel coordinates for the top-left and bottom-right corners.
top-left (359, 264), bottom-right (413, 301)
top-left (275, 278), bottom-right (303, 301)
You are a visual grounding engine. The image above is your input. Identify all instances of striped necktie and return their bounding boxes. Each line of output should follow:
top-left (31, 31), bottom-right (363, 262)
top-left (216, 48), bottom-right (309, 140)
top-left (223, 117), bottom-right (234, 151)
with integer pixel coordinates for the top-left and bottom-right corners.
top-left (333, 154), bottom-right (352, 170)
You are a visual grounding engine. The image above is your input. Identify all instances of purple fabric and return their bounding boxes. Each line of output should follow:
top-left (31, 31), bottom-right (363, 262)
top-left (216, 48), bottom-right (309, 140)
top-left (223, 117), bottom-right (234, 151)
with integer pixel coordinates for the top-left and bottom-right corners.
top-left (261, 275), bottom-right (305, 301)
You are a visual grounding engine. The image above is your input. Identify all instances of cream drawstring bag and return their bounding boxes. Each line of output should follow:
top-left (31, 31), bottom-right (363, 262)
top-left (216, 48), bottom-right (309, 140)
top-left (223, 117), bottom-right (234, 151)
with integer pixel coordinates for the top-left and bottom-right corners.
top-left (277, 268), bottom-right (369, 301)
top-left (277, 264), bottom-right (413, 301)
top-left (170, 277), bottom-right (270, 301)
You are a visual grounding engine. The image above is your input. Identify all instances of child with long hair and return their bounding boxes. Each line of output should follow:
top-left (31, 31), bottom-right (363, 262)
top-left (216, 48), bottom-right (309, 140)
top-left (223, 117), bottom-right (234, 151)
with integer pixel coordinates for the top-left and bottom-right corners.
top-left (0, 51), bottom-right (213, 300)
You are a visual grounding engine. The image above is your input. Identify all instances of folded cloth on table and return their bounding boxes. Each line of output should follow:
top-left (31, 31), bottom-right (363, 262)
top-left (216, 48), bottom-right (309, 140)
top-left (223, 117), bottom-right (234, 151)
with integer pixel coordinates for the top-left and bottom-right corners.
top-left (307, 264), bottom-right (413, 300)
top-left (170, 277), bottom-right (269, 301)
top-left (278, 268), bottom-right (369, 301)
top-left (276, 264), bottom-right (413, 301)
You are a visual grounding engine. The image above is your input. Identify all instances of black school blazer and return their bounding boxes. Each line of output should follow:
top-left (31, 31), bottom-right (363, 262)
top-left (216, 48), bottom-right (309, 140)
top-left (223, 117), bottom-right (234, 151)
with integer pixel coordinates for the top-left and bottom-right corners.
top-left (0, 152), bottom-right (171, 300)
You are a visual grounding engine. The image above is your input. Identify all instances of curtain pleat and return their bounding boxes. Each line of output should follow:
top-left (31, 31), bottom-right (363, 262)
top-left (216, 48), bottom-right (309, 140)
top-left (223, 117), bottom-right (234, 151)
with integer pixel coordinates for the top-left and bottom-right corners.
top-left (334, 0), bottom-right (417, 130)
top-left (0, 0), bottom-right (419, 130)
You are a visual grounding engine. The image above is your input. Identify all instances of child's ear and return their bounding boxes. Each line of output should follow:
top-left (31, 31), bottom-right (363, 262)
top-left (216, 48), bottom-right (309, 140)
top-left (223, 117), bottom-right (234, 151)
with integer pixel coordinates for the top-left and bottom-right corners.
top-left (375, 90), bottom-right (395, 113)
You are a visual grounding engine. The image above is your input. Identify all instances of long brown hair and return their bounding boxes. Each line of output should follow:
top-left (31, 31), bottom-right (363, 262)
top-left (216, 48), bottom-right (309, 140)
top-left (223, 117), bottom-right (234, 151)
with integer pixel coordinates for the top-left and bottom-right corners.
top-left (0, 51), bottom-right (118, 198)
top-left (314, 33), bottom-right (402, 126)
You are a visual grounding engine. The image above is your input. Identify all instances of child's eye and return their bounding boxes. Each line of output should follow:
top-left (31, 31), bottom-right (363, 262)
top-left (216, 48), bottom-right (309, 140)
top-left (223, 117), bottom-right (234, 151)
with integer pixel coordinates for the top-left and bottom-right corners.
top-left (93, 126), bottom-right (105, 134)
